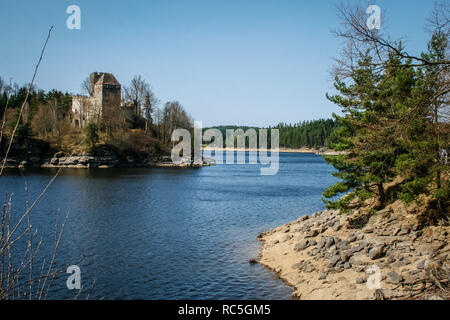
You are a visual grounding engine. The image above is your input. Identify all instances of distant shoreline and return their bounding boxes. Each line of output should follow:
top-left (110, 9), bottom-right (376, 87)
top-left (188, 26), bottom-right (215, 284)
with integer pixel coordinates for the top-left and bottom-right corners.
top-left (202, 147), bottom-right (344, 156)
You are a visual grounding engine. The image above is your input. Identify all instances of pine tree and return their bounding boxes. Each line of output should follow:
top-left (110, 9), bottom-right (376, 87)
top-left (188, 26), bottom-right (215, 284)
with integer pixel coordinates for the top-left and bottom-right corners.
top-left (323, 43), bottom-right (449, 214)
top-left (84, 123), bottom-right (99, 147)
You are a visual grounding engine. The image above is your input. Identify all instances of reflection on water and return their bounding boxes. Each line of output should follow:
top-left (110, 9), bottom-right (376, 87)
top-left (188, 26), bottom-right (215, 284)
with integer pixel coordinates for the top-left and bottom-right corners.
top-left (0, 152), bottom-right (336, 299)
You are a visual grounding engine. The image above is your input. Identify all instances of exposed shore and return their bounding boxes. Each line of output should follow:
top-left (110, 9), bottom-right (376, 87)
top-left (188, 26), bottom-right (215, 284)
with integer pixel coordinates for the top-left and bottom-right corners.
top-left (2, 156), bottom-right (213, 169)
top-left (1, 145), bottom-right (213, 169)
top-left (202, 146), bottom-right (345, 156)
top-left (257, 201), bottom-right (449, 300)
top-left (2, 141), bottom-right (339, 169)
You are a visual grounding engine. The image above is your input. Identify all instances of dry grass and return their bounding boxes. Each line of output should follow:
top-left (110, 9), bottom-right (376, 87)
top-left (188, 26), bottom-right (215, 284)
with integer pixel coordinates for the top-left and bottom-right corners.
top-left (0, 194), bottom-right (68, 300)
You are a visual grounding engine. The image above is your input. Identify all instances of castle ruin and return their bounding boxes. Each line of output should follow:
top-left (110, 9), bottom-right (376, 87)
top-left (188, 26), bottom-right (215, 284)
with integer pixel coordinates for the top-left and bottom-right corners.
top-left (71, 72), bottom-right (136, 128)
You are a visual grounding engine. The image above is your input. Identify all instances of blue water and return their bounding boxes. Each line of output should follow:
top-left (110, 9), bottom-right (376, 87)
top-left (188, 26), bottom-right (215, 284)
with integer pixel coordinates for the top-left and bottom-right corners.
top-left (0, 152), bottom-right (336, 299)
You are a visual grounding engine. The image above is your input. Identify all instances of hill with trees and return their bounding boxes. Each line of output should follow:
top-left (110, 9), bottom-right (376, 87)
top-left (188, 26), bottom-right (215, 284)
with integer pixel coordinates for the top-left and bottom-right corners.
top-left (0, 75), bottom-right (194, 160)
top-left (205, 119), bottom-right (340, 149)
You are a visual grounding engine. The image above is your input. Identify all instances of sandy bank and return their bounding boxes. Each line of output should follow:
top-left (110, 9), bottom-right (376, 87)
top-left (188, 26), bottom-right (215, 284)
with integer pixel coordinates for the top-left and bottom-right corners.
top-left (202, 147), bottom-right (345, 156)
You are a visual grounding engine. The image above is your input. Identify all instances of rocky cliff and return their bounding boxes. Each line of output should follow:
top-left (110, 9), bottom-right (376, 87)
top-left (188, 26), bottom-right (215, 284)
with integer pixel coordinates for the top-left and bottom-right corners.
top-left (1, 142), bottom-right (212, 169)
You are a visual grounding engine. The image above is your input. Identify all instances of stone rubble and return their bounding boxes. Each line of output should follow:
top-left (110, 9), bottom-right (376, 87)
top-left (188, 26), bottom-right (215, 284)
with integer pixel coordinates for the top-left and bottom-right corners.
top-left (257, 204), bottom-right (449, 300)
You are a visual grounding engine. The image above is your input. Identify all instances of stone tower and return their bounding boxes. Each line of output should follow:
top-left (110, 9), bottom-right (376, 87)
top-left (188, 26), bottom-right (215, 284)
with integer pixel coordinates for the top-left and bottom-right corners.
top-left (89, 72), bottom-right (101, 96)
top-left (72, 72), bottom-right (122, 127)
top-left (91, 72), bottom-right (121, 120)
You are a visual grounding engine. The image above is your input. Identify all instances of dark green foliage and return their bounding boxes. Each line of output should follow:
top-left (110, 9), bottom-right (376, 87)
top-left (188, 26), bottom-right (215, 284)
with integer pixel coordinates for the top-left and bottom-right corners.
top-left (84, 123), bottom-right (99, 147)
top-left (205, 119), bottom-right (339, 149)
top-left (0, 82), bottom-right (72, 139)
top-left (275, 119), bottom-right (339, 148)
top-left (323, 35), bottom-right (449, 214)
top-left (7, 108), bottom-right (30, 137)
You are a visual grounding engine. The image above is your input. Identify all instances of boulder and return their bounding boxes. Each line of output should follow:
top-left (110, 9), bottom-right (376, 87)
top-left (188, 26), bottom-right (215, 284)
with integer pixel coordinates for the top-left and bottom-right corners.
top-left (305, 229), bottom-right (319, 238)
top-left (317, 237), bottom-right (327, 249)
top-left (336, 239), bottom-right (350, 250)
top-left (295, 240), bottom-right (310, 251)
top-left (349, 242), bottom-right (366, 255)
top-left (325, 237), bottom-right (335, 249)
top-left (349, 256), bottom-right (364, 266)
top-left (416, 260), bottom-right (427, 270)
top-left (327, 255), bottom-right (341, 268)
top-left (368, 245), bottom-right (384, 260)
top-left (386, 271), bottom-right (402, 284)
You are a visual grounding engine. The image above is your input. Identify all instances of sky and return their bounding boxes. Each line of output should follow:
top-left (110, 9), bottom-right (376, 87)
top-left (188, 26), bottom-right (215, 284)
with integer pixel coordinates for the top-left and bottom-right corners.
top-left (0, 0), bottom-right (439, 127)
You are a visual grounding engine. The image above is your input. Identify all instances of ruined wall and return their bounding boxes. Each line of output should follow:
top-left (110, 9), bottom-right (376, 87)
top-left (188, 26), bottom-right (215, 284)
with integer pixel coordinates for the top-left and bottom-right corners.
top-left (97, 83), bottom-right (121, 121)
top-left (72, 72), bottom-right (124, 128)
top-left (71, 96), bottom-right (101, 127)
top-left (89, 72), bottom-right (101, 96)
top-left (72, 96), bottom-right (88, 127)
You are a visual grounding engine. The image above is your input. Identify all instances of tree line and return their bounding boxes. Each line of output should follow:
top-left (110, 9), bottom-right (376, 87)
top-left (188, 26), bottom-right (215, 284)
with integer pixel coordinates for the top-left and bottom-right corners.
top-left (204, 119), bottom-right (339, 149)
top-left (276, 119), bottom-right (339, 148)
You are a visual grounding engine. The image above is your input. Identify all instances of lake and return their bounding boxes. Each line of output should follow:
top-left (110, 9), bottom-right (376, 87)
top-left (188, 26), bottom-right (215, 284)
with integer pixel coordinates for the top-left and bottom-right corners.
top-left (0, 152), bottom-right (336, 299)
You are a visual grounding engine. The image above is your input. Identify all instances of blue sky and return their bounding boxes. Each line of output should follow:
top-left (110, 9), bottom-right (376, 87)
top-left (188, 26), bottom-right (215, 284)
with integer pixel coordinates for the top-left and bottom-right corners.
top-left (0, 0), bottom-right (437, 127)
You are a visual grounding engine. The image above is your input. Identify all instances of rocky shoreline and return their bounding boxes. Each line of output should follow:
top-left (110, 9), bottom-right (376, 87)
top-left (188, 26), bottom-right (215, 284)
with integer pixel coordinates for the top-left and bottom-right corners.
top-left (2, 146), bottom-right (213, 169)
top-left (257, 202), bottom-right (449, 300)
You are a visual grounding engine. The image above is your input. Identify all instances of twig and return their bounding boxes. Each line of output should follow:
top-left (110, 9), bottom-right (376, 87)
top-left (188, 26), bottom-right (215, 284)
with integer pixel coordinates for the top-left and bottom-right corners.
top-left (0, 26), bottom-right (53, 177)
top-left (0, 81), bottom-right (11, 145)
